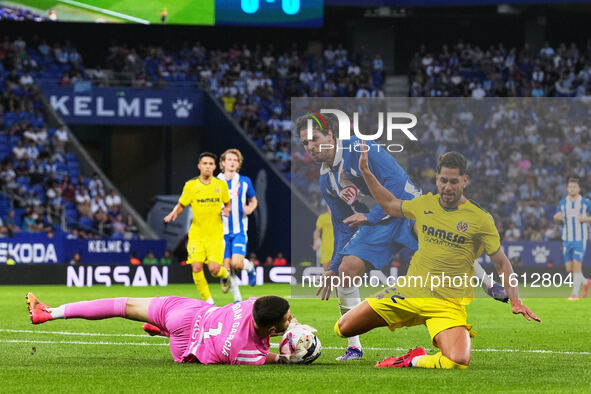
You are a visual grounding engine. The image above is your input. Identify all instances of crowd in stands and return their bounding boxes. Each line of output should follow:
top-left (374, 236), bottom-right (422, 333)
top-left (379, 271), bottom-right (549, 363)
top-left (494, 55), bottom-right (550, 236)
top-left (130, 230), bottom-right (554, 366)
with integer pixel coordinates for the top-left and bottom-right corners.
top-left (0, 7), bottom-right (45, 22)
top-left (402, 40), bottom-right (591, 241)
top-left (406, 99), bottom-right (591, 242)
top-left (102, 39), bottom-right (591, 242)
top-left (409, 40), bottom-right (591, 98)
top-left (0, 37), bottom-right (138, 240)
top-left (105, 42), bottom-right (385, 176)
top-left (5, 35), bottom-right (590, 244)
top-left (294, 98), bottom-right (591, 243)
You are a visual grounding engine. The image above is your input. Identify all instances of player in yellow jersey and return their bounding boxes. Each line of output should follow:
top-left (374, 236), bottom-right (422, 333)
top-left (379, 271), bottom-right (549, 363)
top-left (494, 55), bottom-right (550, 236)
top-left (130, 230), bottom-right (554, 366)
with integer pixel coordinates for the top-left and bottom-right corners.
top-left (334, 144), bottom-right (540, 369)
top-left (164, 152), bottom-right (233, 305)
top-left (313, 206), bottom-right (334, 272)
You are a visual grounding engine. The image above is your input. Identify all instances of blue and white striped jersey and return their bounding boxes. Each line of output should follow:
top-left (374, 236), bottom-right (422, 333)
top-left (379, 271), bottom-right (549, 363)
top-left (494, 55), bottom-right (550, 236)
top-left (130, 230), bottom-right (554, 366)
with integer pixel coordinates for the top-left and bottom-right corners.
top-left (556, 195), bottom-right (591, 242)
top-left (217, 173), bottom-right (256, 235)
top-left (319, 137), bottom-right (421, 271)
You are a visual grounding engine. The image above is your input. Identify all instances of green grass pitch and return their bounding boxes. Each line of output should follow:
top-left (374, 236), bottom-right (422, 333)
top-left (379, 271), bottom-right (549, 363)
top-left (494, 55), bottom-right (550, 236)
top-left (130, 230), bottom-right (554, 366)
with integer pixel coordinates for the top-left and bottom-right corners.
top-left (6, 0), bottom-right (214, 25)
top-left (1, 283), bottom-right (590, 393)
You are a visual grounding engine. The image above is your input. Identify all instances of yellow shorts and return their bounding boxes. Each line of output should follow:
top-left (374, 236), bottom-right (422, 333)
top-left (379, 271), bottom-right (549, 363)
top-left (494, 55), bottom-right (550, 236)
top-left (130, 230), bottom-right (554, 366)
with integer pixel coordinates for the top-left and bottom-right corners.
top-left (187, 236), bottom-right (224, 264)
top-left (366, 295), bottom-right (475, 346)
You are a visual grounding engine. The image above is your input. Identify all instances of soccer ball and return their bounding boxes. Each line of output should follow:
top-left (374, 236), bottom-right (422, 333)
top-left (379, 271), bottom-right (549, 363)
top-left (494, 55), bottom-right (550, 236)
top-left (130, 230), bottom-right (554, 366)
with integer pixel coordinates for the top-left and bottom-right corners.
top-left (279, 326), bottom-right (322, 364)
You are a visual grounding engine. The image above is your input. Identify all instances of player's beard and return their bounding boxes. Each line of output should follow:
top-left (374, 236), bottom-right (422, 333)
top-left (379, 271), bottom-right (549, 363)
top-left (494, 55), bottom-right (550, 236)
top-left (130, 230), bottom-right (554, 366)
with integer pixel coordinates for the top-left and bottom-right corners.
top-left (441, 191), bottom-right (460, 207)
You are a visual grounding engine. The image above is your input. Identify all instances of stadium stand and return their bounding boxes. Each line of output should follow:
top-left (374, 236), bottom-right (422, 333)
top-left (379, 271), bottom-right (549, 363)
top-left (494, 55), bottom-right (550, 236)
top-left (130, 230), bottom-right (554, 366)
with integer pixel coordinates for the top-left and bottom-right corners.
top-left (0, 6), bottom-right (46, 22)
top-left (409, 40), bottom-right (590, 98)
top-left (102, 42), bottom-right (385, 177)
top-left (0, 37), bottom-right (138, 239)
top-left (293, 41), bottom-right (591, 242)
top-left (8, 36), bottom-right (591, 241)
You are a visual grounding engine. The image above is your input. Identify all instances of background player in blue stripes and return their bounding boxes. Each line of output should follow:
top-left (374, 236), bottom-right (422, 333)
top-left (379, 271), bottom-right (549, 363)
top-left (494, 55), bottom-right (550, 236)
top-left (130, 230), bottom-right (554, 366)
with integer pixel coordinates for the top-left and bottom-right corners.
top-left (297, 112), bottom-right (508, 361)
top-left (217, 149), bottom-right (257, 303)
top-left (553, 177), bottom-right (591, 300)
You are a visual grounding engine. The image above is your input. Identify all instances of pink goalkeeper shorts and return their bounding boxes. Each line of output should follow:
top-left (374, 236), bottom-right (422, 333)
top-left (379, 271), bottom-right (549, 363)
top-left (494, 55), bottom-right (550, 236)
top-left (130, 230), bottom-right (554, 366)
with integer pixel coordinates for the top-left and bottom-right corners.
top-left (148, 296), bottom-right (212, 362)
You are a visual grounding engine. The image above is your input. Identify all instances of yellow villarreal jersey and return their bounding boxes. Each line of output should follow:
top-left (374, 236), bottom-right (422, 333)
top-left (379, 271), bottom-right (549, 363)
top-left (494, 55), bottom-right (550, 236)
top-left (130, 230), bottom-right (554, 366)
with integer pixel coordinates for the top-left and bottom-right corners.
top-left (316, 212), bottom-right (334, 256)
top-left (400, 193), bottom-right (501, 303)
top-left (179, 177), bottom-right (230, 239)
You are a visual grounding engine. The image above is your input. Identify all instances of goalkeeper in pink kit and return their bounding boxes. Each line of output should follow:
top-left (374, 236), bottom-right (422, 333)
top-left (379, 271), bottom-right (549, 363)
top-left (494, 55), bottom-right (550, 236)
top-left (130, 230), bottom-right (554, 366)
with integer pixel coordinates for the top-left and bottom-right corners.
top-left (26, 293), bottom-right (292, 365)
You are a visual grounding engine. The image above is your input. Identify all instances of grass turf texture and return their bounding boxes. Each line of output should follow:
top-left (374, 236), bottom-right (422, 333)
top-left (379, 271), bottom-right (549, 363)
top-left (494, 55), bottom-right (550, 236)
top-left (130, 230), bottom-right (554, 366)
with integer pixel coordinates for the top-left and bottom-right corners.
top-left (6, 0), bottom-right (214, 25)
top-left (1, 283), bottom-right (590, 393)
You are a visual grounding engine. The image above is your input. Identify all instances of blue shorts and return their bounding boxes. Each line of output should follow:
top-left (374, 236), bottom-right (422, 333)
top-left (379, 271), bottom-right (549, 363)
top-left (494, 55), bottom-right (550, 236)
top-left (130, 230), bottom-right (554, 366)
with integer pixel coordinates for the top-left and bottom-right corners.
top-left (339, 217), bottom-right (417, 269)
top-left (563, 241), bottom-right (586, 263)
top-left (224, 232), bottom-right (248, 259)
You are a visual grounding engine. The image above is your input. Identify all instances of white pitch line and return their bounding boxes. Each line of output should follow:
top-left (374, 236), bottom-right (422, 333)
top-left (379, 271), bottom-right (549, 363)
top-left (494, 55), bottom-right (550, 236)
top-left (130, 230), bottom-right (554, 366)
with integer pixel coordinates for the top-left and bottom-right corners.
top-left (2, 339), bottom-right (168, 346)
top-left (1, 331), bottom-right (589, 356)
top-left (57, 0), bottom-right (150, 24)
top-left (0, 328), bottom-right (163, 338)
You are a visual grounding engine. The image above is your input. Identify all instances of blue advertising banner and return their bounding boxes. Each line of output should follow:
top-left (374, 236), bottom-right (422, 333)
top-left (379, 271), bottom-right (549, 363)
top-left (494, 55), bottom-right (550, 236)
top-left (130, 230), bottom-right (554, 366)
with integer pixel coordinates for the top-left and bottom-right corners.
top-left (477, 241), bottom-right (591, 267)
top-left (0, 233), bottom-right (63, 264)
top-left (0, 233), bottom-right (166, 264)
top-left (66, 238), bottom-right (167, 264)
top-left (40, 85), bottom-right (203, 126)
top-left (321, 240), bottom-right (589, 270)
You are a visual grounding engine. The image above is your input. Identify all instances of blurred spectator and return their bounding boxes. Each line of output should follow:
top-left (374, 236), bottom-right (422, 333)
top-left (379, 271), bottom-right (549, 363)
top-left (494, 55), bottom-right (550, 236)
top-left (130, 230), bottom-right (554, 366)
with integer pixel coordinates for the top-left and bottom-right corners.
top-left (106, 190), bottom-right (122, 209)
top-left (124, 214), bottom-right (139, 239)
top-left (4, 210), bottom-right (20, 234)
top-left (159, 250), bottom-right (172, 265)
top-left (52, 125), bottom-right (69, 153)
top-left (248, 252), bottom-right (260, 267)
top-left (142, 251), bottom-right (158, 265)
top-left (273, 252), bottom-right (287, 266)
top-left (69, 252), bottom-right (82, 266)
top-left (504, 223), bottom-right (521, 241)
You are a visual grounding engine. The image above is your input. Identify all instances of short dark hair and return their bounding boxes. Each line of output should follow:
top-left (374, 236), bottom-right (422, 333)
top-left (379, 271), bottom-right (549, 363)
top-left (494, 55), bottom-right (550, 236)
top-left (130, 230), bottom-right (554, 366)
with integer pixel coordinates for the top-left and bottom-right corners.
top-left (567, 177), bottom-right (580, 185)
top-left (252, 296), bottom-right (290, 328)
top-left (295, 112), bottom-right (337, 138)
top-left (199, 152), bottom-right (217, 162)
top-left (437, 152), bottom-right (468, 175)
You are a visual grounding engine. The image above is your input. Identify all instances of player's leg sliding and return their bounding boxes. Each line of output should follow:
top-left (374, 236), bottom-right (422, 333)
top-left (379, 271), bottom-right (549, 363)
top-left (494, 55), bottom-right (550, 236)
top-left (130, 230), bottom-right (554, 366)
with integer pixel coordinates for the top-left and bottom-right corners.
top-left (376, 348), bottom-right (467, 369)
top-left (335, 286), bottom-right (363, 361)
top-left (192, 271), bottom-right (214, 304)
top-left (26, 292), bottom-right (127, 324)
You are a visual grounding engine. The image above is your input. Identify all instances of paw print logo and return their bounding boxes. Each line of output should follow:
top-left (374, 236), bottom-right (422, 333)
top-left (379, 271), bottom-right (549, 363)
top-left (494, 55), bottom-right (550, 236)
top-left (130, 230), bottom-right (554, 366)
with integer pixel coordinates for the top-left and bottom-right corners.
top-left (531, 246), bottom-right (550, 264)
top-left (172, 99), bottom-right (193, 118)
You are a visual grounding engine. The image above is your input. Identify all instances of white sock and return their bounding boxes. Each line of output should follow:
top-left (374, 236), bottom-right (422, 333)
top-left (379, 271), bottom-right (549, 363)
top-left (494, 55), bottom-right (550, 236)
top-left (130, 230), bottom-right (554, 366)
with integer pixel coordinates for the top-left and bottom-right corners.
top-left (48, 305), bottom-right (65, 319)
top-left (338, 286), bottom-right (362, 349)
top-left (573, 273), bottom-right (583, 296)
top-left (243, 259), bottom-right (254, 273)
top-left (230, 275), bottom-right (242, 302)
top-left (206, 297), bottom-right (215, 305)
top-left (411, 355), bottom-right (423, 367)
top-left (474, 261), bottom-right (493, 289)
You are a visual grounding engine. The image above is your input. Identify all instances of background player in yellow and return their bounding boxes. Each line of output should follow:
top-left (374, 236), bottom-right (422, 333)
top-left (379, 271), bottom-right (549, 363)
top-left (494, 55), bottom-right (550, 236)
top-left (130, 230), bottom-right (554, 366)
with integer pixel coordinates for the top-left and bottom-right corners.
top-left (335, 144), bottom-right (540, 369)
top-left (313, 205), bottom-right (334, 272)
top-left (164, 152), bottom-right (232, 305)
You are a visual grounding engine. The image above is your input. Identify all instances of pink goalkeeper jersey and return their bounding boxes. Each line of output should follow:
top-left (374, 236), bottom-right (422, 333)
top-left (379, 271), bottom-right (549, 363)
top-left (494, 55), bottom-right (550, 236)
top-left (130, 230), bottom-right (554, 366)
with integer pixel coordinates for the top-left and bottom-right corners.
top-left (181, 298), bottom-right (270, 365)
